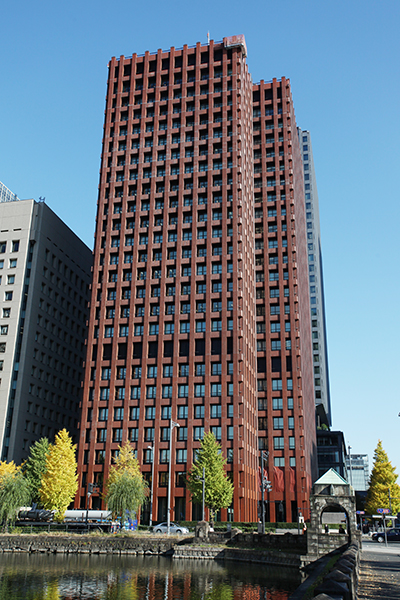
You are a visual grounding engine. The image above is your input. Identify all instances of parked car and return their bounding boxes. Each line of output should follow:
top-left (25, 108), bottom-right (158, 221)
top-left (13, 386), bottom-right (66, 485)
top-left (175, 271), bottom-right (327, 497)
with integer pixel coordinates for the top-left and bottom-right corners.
top-left (372, 528), bottom-right (400, 543)
top-left (153, 522), bottom-right (189, 535)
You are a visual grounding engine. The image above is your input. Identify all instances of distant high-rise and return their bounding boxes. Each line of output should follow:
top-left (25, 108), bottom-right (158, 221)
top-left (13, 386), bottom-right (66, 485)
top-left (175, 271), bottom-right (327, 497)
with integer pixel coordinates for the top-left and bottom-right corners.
top-left (346, 453), bottom-right (369, 492)
top-left (77, 35), bottom-right (317, 522)
top-left (0, 181), bottom-right (19, 204)
top-left (298, 130), bottom-right (331, 427)
top-left (0, 195), bottom-right (92, 463)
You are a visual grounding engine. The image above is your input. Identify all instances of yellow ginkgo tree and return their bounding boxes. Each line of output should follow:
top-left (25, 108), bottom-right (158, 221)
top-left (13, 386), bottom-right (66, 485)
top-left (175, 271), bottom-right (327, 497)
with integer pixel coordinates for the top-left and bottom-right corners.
top-left (39, 429), bottom-right (78, 522)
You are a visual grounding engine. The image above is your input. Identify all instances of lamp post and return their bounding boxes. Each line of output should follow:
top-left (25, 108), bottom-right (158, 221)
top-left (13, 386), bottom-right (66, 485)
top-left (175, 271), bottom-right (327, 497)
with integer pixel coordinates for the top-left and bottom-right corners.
top-left (147, 444), bottom-right (155, 528)
top-left (167, 420), bottom-right (180, 535)
top-left (348, 445), bottom-right (353, 487)
top-left (260, 450), bottom-right (269, 535)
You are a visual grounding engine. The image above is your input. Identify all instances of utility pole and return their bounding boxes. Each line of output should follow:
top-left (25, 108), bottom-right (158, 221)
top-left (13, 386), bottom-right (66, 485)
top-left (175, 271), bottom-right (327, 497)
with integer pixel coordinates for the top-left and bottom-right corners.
top-left (348, 445), bottom-right (353, 487)
top-left (260, 451), bottom-right (270, 534)
top-left (147, 444), bottom-right (155, 528)
top-left (167, 420), bottom-right (180, 535)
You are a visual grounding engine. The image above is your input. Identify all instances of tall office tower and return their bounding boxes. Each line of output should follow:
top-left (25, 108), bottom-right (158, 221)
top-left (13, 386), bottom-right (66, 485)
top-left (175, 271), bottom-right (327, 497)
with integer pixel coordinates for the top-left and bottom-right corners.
top-left (78, 35), bottom-right (316, 522)
top-left (0, 197), bottom-right (92, 464)
top-left (0, 181), bottom-right (20, 204)
top-left (298, 130), bottom-right (331, 428)
top-left (346, 454), bottom-right (369, 492)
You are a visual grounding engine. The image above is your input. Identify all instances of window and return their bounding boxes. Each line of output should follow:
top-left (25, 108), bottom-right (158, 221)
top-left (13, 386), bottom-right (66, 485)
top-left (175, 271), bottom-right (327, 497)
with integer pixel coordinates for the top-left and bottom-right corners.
top-left (145, 406), bottom-right (156, 420)
top-left (149, 323), bottom-right (159, 335)
top-left (159, 449), bottom-right (169, 463)
top-left (194, 427), bottom-right (204, 440)
top-left (114, 407), bottom-right (124, 421)
top-left (131, 386), bottom-right (141, 399)
top-left (274, 457), bottom-right (285, 467)
top-left (273, 417), bottom-right (284, 430)
top-left (211, 363), bottom-right (221, 375)
top-left (210, 383), bottom-right (221, 396)
top-left (272, 397), bottom-right (283, 410)
top-left (0, 243), bottom-right (6, 254)
top-left (178, 405), bottom-right (188, 419)
top-left (162, 406), bottom-right (171, 420)
top-left (197, 265), bottom-right (207, 275)
top-left (134, 324), bottom-right (144, 336)
top-left (180, 322), bottom-right (190, 333)
top-left (197, 283), bottom-right (207, 294)
top-left (211, 426), bottom-right (221, 440)
top-left (2, 308), bottom-right (10, 318)
top-left (211, 319), bottom-right (222, 332)
top-left (176, 449), bottom-right (187, 463)
top-left (195, 384), bottom-right (205, 397)
top-left (4, 291), bottom-right (13, 301)
top-left (272, 379), bottom-right (282, 390)
top-left (212, 282), bottom-right (222, 293)
top-left (195, 363), bottom-right (205, 376)
top-left (210, 404), bottom-right (221, 418)
top-left (162, 385), bottom-right (172, 398)
top-left (179, 364), bottom-right (189, 377)
top-left (163, 365), bottom-right (173, 377)
top-left (178, 384), bottom-right (188, 397)
top-left (119, 325), bottom-right (129, 337)
top-left (98, 408), bottom-right (108, 421)
top-left (9, 259), bottom-right (17, 268)
top-left (288, 417), bottom-right (294, 429)
top-left (101, 367), bottom-right (111, 380)
top-left (164, 323), bottom-right (174, 334)
top-left (0, 326), bottom-right (8, 335)
top-left (12, 241), bottom-right (19, 252)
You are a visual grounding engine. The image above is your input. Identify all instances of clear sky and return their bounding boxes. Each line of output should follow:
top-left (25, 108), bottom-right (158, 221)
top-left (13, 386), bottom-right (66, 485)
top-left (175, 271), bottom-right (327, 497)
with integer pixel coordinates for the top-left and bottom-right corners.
top-left (1, 0), bottom-right (400, 481)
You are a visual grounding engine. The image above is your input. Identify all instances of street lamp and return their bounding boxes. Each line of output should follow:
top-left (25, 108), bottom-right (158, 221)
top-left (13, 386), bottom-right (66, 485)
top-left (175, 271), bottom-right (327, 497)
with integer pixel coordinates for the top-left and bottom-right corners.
top-left (147, 444), bottom-right (155, 528)
top-left (167, 419), bottom-right (180, 535)
top-left (260, 450), bottom-right (271, 535)
top-left (348, 445), bottom-right (353, 487)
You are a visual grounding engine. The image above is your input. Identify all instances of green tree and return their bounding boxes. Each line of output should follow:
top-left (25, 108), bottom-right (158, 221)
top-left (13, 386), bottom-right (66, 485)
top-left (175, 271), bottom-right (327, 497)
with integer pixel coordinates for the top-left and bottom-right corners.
top-left (104, 441), bottom-right (148, 522)
top-left (0, 469), bottom-right (30, 531)
top-left (187, 432), bottom-right (234, 525)
top-left (39, 429), bottom-right (78, 522)
top-left (23, 437), bottom-right (50, 505)
top-left (365, 440), bottom-right (400, 515)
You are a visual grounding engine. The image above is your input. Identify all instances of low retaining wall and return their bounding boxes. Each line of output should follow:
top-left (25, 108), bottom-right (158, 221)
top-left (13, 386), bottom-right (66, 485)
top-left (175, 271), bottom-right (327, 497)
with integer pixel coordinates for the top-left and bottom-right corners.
top-left (0, 535), bottom-right (177, 555)
top-left (174, 544), bottom-right (302, 567)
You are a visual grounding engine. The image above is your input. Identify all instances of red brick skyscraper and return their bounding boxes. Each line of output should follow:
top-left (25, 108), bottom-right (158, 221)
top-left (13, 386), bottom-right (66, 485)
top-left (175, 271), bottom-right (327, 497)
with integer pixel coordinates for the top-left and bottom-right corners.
top-left (77, 35), bottom-right (316, 523)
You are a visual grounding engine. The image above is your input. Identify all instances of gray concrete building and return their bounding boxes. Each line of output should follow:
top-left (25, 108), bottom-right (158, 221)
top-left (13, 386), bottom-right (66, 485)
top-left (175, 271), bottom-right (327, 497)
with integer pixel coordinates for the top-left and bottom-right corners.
top-left (0, 196), bottom-right (92, 464)
top-left (298, 129), bottom-right (331, 427)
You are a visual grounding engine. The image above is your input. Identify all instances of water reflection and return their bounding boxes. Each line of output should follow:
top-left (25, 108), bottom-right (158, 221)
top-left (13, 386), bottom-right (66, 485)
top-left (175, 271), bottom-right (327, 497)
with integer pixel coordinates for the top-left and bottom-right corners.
top-left (0, 554), bottom-right (300, 600)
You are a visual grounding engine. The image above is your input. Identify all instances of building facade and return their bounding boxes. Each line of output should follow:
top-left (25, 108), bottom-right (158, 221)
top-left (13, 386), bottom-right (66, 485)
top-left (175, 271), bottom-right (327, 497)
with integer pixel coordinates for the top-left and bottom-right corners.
top-left (346, 454), bottom-right (369, 492)
top-left (0, 197), bottom-right (92, 464)
top-left (0, 181), bottom-right (19, 204)
top-left (298, 130), bottom-right (331, 428)
top-left (77, 35), bottom-right (317, 522)
top-left (317, 430), bottom-right (347, 480)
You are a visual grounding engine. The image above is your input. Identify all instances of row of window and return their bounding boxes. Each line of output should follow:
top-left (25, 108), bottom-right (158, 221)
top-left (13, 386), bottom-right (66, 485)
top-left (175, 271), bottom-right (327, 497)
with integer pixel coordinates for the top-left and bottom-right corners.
top-left (102, 298), bottom-right (234, 319)
top-left (106, 227), bottom-right (234, 246)
top-left (0, 240), bottom-right (19, 254)
top-left (103, 318), bottom-right (235, 338)
top-left (94, 403), bottom-right (234, 422)
top-left (105, 281), bottom-right (234, 298)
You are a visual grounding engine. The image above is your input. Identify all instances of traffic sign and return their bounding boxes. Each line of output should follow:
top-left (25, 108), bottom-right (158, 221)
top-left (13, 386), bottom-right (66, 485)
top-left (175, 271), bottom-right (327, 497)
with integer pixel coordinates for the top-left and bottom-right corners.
top-left (356, 511), bottom-right (365, 515)
top-left (377, 508), bottom-right (390, 514)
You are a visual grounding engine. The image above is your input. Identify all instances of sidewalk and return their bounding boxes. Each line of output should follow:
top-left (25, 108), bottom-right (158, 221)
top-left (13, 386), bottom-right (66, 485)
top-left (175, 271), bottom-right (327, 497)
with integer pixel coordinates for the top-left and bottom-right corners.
top-left (358, 538), bottom-right (400, 599)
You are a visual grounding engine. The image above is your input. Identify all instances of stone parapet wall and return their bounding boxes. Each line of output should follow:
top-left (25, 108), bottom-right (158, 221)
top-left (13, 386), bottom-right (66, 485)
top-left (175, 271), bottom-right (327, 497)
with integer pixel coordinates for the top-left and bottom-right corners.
top-left (0, 535), bottom-right (177, 555)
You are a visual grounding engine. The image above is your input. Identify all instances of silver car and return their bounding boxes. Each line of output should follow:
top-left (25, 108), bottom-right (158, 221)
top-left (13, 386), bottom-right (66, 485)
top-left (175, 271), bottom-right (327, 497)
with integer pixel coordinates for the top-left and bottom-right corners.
top-left (153, 522), bottom-right (189, 534)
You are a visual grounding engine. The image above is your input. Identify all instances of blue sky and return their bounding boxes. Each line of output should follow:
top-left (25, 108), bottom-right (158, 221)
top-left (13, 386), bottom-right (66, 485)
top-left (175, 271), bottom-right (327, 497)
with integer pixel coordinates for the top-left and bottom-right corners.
top-left (2, 0), bottom-right (400, 481)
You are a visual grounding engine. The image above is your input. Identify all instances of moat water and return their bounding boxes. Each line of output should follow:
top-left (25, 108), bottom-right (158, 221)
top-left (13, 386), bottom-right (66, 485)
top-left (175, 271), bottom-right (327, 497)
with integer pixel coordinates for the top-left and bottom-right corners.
top-left (0, 553), bottom-right (300, 599)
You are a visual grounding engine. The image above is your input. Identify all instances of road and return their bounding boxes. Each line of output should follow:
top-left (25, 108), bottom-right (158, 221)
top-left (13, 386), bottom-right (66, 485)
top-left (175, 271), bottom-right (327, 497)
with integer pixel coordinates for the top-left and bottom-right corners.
top-left (358, 538), bottom-right (400, 599)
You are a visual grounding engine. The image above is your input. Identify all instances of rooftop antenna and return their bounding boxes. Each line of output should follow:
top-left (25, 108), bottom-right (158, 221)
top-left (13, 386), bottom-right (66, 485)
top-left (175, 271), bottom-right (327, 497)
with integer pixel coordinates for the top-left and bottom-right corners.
top-left (207, 31), bottom-right (210, 44)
